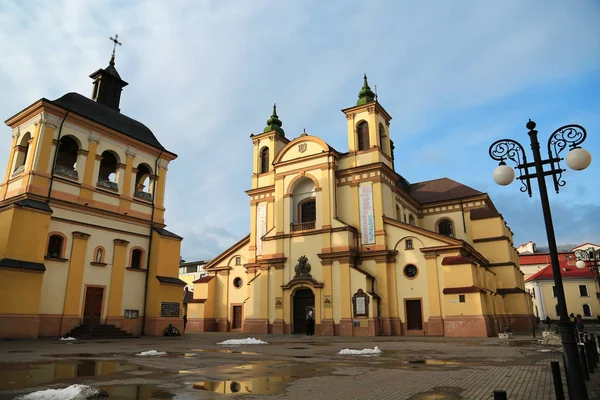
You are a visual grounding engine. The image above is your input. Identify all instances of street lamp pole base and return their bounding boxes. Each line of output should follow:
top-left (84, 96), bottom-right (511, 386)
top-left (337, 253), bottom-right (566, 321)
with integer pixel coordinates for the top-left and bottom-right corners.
top-left (558, 321), bottom-right (589, 400)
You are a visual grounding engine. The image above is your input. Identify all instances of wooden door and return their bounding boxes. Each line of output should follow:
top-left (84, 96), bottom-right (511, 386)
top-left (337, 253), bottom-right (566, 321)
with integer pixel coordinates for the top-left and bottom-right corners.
top-left (293, 289), bottom-right (314, 334)
top-left (232, 306), bottom-right (243, 330)
top-left (83, 287), bottom-right (104, 325)
top-left (406, 299), bottom-right (423, 331)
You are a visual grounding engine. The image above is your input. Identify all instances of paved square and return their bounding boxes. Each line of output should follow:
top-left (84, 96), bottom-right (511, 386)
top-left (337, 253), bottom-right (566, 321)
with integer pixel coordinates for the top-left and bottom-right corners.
top-left (0, 332), bottom-right (598, 399)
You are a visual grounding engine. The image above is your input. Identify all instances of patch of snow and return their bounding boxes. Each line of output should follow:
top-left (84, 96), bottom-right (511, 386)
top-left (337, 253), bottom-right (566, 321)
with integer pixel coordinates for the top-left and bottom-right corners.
top-left (538, 349), bottom-right (552, 352)
top-left (338, 346), bottom-right (382, 355)
top-left (15, 384), bottom-right (102, 399)
top-left (136, 350), bottom-right (167, 356)
top-left (217, 338), bottom-right (268, 345)
top-left (59, 337), bottom-right (77, 341)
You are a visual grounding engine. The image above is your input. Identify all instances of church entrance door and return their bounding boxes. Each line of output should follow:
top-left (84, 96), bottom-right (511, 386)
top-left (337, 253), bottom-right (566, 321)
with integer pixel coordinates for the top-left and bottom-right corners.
top-left (293, 289), bottom-right (314, 334)
top-left (406, 299), bottom-right (423, 331)
top-left (232, 305), bottom-right (243, 330)
top-left (83, 287), bottom-right (104, 325)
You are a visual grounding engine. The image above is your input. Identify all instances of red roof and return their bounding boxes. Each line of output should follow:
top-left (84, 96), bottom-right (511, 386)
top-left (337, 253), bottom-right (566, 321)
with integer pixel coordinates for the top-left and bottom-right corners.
top-left (193, 276), bottom-right (215, 284)
top-left (518, 253), bottom-right (571, 265)
top-left (525, 260), bottom-right (596, 282)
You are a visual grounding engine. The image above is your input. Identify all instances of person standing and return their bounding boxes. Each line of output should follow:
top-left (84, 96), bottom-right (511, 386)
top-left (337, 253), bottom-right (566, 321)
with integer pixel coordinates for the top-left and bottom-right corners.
top-left (306, 309), bottom-right (315, 336)
top-left (183, 314), bottom-right (188, 332)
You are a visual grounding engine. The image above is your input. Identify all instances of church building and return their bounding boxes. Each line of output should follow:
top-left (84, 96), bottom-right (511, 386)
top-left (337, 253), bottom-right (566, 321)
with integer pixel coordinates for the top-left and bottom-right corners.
top-left (188, 75), bottom-right (535, 337)
top-left (0, 38), bottom-right (185, 339)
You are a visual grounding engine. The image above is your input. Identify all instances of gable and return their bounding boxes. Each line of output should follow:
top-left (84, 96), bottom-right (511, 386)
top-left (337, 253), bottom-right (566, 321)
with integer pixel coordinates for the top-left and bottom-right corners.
top-left (274, 136), bottom-right (330, 164)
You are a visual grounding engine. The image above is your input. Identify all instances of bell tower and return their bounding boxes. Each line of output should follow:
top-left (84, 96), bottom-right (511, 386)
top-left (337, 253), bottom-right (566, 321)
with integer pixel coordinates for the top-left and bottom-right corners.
top-left (342, 75), bottom-right (393, 169)
top-left (250, 104), bottom-right (289, 189)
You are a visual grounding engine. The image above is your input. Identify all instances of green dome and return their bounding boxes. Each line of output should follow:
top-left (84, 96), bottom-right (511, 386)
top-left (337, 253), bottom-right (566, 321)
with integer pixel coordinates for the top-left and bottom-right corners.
top-left (263, 104), bottom-right (285, 136)
top-left (357, 74), bottom-right (376, 106)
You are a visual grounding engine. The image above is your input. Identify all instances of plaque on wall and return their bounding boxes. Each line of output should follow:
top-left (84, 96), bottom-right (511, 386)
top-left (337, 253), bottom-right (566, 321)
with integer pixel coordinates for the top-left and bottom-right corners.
top-left (323, 295), bottom-right (332, 308)
top-left (352, 289), bottom-right (369, 317)
top-left (275, 297), bottom-right (283, 309)
top-left (160, 302), bottom-right (180, 317)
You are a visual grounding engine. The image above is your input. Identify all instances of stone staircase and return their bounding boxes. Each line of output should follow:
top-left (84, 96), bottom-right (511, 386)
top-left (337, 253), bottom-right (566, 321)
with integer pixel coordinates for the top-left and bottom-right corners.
top-left (64, 324), bottom-right (136, 339)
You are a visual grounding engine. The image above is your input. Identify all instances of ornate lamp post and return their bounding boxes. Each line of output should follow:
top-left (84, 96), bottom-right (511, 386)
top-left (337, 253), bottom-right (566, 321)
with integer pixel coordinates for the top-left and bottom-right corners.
top-left (575, 248), bottom-right (600, 299)
top-left (489, 119), bottom-right (592, 400)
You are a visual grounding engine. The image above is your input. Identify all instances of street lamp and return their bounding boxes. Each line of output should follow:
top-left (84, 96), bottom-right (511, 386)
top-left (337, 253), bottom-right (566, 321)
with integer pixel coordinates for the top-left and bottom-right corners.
top-left (489, 119), bottom-right (592, 400)
top-left (575, 248), bottom-right (600, 300)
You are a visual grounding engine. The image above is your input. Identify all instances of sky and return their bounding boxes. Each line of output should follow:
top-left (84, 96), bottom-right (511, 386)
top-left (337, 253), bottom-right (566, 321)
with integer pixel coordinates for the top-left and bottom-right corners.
top-left (0, 0), bottom-right (599, 260)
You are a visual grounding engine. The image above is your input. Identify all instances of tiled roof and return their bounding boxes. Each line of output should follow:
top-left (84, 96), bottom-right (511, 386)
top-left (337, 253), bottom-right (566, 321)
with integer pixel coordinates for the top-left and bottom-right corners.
top-left (470, 207), bottom-right (501, 220)
top-left (193, 276), bottom-right (215, 284)
top-left (156, 276), bottom-right (187, 285)
top-left (154, 227), bottom-right (183, 240)
top-left (409, 177), bottom-right (483, 204)
top-left (518, 253), bottom-right (571, 265)
top-left (525, 261), bottom-right (596, 282)
top-left (0, 258), bottom-right (46, 272)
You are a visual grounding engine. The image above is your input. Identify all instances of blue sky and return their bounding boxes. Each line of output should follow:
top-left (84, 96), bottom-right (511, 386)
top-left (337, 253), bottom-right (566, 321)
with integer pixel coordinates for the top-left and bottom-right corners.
top-left (0, 0), bottom-right (598, 260)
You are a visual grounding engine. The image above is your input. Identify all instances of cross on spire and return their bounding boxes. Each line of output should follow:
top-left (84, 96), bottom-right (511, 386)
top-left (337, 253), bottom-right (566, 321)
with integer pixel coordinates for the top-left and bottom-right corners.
top-left (109, 34), bottom-right (122, 65)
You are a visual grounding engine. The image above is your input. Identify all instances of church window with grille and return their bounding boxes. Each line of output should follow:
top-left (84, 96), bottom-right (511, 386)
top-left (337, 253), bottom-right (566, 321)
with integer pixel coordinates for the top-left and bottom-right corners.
top-left (357, 121), bottom-right (370, 151)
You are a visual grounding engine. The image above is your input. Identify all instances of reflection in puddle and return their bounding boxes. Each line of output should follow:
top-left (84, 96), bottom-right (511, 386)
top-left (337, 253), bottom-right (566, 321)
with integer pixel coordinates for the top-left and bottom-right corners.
top-left (193, 376), bottom-right (292, 395)
top-left (0, 360), bottom-right (137, 390)
top-left (409, 360), bottom-right (461, 365)
top-left (99, 385), bottom-right (175, 400)
top-left (191, 349), bottom-right (261, 355)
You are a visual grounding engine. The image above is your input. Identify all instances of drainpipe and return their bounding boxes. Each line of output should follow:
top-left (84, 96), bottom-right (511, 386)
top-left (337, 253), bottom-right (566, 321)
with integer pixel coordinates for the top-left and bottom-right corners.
top-left (459, 198), bottom-right (466, 234)
top-left (140, 149), bottom-right (164, 336)
top-left (47, 111), bottom-right (69, 203)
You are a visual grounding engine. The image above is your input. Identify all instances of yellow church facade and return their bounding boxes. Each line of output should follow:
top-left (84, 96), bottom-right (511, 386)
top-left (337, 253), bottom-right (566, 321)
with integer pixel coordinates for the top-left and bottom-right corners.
top-left (188, 76), bottom-right (535, 337)
top-left (0, 51), bottom-right (185, 339)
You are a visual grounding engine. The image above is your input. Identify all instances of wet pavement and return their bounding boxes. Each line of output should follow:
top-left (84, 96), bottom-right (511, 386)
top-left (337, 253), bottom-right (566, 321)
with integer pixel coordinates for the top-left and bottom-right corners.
top-left (0, 332), bottom-right (598, 399)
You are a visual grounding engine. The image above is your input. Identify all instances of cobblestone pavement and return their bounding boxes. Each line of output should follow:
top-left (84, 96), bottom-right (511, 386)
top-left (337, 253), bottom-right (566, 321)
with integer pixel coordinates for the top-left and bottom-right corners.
top-left (0, 332), bottom-right (599, 400)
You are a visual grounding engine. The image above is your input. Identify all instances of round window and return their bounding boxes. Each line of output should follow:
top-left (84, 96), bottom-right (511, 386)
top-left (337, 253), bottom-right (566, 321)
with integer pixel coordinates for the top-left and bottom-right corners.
top-left (404, 264), bottom-right (418, 279)
top-left (230, 382), bottom-right (241, 392)
top-left (233, 277), bottom-right (243, 288)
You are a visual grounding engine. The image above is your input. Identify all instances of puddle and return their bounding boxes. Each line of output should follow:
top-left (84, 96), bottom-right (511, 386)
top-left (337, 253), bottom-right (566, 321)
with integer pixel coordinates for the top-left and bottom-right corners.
top-left (292, 356), bottom-right (312, 359)
top-left (290, 347), bottom-right (309, 350)
top-left (0, 360), bottom-right (138, 390)
top-left (6, 350), bottom-right (32, 354)
top-left (193, 376), bottom-right (292, 395)
top-left (191, 349), bottom-right (261, 355)
top-left (101, 385), bottom-right (177, 400)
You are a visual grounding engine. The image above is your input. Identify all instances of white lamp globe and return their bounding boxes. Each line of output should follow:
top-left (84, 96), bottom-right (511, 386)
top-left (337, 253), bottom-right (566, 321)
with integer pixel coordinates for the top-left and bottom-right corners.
top-left (576, 260), bottom-right (587, 270)
top-left (493, 164), bottom-right (515, 186)
top-left (565, 147), bottom-right (592, 171)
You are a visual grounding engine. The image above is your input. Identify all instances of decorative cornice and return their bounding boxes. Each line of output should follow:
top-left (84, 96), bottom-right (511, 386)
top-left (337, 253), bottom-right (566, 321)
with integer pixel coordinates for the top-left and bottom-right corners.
top-left (72, 231), bottom-right (91, 239)
top-left (88, 131), bottom-right (101, 144)
top-left (126, 146), bottom-right (137, 157)
top-left (158, 159), bottom-right (169, 170)
top-left (113, 238), bottom-right (130, 246)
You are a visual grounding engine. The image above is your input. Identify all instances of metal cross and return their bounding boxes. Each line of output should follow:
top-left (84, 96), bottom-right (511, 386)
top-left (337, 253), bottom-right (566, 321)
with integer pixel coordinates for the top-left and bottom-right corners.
top-left (109, 34), bottom-right (122, 58)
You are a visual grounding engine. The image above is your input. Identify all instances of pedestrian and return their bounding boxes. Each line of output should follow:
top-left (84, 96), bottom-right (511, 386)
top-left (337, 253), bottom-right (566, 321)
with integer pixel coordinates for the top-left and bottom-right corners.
top-left (306, 309), bottom-right (315, 336)
top-left (183, 314), bottom-right (188, 332)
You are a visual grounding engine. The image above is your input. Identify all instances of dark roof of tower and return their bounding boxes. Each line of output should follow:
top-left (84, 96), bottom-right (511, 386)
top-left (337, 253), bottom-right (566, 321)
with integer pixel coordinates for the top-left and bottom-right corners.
top-left (51, 92), bottom-right (169, 153)
top-left (263, 104), bottom-right (285, 136)
top-left (357, 74), bottom-right (376, 106)
top-left (409, 177), bottom-right (484, 204)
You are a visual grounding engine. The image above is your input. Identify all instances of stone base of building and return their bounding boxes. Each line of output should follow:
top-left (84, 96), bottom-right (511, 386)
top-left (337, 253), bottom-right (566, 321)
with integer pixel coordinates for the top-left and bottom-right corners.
top-left (504, 314), bottom-right (536, 333)
top-left (60, 315), bottom-right (81, 336)
top-left (443, 315), bottom-right (493, 337)
top-left (218, 318), bottom-right (229, 332)
top-left (317, 319), bottom-right (335, 336)
top-left (118, 317), bottom-right (143, 336)
top-left (381, 317), bottom-right (402, 336)
top-left (38, 314), bottom-right (62, 337)
top-left (0, 313), bottom-right (40, 339)
top-left (143, 317), bottom-right (184, 336)
top-left (270, 319), bottom-right (284, 334)
top-left (188, 318), bottom-right (216, 332)
top-left (427, 316), bottom-right (445, 336)
top-left (244, 318), bottom-right (269, 334)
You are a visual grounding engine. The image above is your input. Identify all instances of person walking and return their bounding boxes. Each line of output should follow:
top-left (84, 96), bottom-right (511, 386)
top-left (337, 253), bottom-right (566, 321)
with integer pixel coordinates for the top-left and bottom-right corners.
top-left (306, 309), bottom-right (315, 336)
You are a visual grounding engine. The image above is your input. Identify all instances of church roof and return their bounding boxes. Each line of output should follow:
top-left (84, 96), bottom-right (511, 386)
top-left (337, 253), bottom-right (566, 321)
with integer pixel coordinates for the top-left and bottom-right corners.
top-left (409, 177), bottom-right (483, 204)
top-left (51, 92), bottom-right (173, 155)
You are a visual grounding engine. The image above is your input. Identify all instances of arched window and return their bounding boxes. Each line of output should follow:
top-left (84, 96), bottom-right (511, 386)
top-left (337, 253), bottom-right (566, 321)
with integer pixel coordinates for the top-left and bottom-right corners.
top-left (378, 123), bottom-right (387, 154)
top-left (55, 136), bottom-right (79, 179)
top-left (409, 214), bottom-right (416, 226)
top-left (13, 132), bottom-right (32, 174)
top-left (395, 204), bottom-right (401, 221)
top-left (260, 147), bottom-right (270, 174)
top-left (46, 234), bottom-right (64, 258)
top-left (357, 121), bottom-right (370, 151)
top-left (583, 304), bottom-right (592, 317)
top-left (299, 198), bottom-right (316, 223)
top-left (134, 164), bottom-right (153, 200)
top-left (130, 248), bottom-right (143, 269)
top-left (98, 151), bottom-right (118, 182)
top-left (438, 219), bottom-right (454, 237)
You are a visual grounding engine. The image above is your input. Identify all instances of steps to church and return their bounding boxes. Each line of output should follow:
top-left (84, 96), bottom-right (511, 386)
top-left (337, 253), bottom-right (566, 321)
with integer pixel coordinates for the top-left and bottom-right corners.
top-left (63, 324), bottom-right (137, 339)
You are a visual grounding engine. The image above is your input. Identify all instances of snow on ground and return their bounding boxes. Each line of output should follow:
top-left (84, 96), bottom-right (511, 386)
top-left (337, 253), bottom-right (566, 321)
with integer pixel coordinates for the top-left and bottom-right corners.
top-left (338, 346), bottom-right (382, 355)
top-left (15, 384), bottom-right (103, 399)
top-left (217, 338), bottom-right (268, 345)
top-left (59, 337), bottom-right (77, 341)
top-left (136, 350), bottom-right (167, 356)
